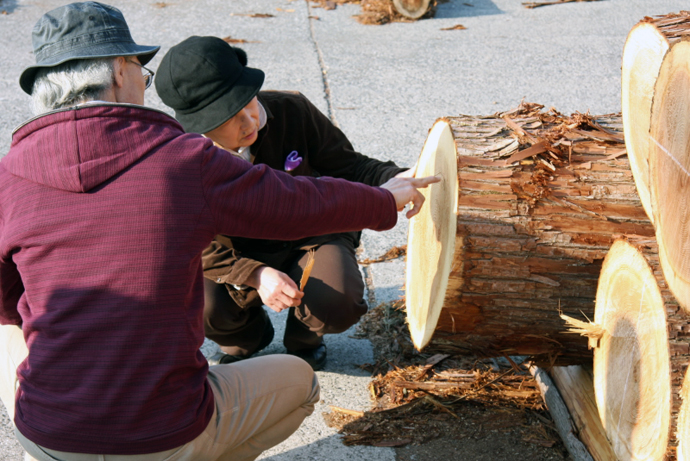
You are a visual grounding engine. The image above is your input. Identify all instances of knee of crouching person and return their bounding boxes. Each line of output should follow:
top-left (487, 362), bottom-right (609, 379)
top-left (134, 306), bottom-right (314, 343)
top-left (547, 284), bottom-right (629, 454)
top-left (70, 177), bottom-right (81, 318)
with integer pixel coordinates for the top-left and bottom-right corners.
top-left (324, 296), bottom-right (368, 334)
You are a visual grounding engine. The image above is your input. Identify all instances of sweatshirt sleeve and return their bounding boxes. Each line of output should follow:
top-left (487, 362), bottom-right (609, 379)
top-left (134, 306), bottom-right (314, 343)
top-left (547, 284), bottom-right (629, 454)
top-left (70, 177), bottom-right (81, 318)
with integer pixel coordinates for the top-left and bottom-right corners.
top-left (199, 141), bottom-right (398, 241)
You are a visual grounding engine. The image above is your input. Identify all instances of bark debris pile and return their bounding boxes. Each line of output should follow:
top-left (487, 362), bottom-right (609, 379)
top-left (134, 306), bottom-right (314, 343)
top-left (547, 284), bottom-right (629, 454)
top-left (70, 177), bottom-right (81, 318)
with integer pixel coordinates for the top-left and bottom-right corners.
top-left (310, 0), bottom-right (437, 24)
top-left (322, 300), bottom-right (564, 451)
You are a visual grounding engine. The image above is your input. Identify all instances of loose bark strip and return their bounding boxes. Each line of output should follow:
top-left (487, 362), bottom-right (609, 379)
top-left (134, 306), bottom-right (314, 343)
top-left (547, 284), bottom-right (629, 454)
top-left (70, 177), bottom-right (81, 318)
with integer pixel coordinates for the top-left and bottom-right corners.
top-left (406, 103), bottom-right (654, 365)
top-left (550, 366), bottom-right (617, 461)
top-left (529, 365), bottom-right (594, 461)
top-left (621, 11), bottom-right (690, 227)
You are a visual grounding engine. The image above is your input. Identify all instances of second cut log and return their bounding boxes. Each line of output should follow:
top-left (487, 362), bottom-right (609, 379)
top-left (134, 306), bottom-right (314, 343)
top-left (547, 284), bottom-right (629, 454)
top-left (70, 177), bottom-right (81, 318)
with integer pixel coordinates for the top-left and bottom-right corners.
top-left (406, 104), bottom-right (654, 365)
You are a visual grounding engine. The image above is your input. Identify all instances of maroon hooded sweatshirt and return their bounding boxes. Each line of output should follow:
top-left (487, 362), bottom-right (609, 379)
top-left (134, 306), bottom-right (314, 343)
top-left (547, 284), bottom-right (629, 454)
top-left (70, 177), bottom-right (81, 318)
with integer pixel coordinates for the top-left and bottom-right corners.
top-left (0, 104), bottom-right (397, 454)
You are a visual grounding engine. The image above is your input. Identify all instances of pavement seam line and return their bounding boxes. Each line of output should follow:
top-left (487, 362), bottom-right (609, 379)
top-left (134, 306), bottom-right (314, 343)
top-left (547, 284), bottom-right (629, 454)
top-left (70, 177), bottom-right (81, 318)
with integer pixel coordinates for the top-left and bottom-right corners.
top-left (305, 0), bottom-right (340, 128)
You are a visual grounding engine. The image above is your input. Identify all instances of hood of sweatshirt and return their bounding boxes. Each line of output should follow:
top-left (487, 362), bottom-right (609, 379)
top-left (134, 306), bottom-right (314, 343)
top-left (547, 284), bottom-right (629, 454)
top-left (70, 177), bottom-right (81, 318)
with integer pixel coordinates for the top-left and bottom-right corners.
top-left (3, 104), bottom-right (185, 193)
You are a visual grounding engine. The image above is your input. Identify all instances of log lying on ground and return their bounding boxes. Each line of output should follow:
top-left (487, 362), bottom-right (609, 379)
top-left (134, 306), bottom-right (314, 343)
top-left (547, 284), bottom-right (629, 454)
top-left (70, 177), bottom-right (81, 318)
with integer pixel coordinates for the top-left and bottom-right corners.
top-left (564, 238), bottom-right (690, 461)
top-left (406, 103), bottom-right (654, 365)
top-left (648, 39), bottom-right (690, 313)
top-left (549, 366), bottom-right (616, 461)
top-left (621, 12), bottom-right (690, 226)
top-left (392, 0), bottom-right (431, 19)
top-left (529, 365), bottom-right (594, 461)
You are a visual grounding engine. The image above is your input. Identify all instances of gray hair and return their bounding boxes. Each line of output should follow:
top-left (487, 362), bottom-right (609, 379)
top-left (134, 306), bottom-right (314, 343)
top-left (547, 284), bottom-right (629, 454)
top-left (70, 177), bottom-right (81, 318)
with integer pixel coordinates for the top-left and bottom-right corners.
top-left (31, 58), bottom-right (116, 115)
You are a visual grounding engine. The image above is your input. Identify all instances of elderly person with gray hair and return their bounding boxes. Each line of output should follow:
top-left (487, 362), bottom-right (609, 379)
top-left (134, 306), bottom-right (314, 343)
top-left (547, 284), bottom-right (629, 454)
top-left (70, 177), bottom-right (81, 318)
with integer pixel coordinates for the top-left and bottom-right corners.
top-left (0, 2), bottom-right (438, 460)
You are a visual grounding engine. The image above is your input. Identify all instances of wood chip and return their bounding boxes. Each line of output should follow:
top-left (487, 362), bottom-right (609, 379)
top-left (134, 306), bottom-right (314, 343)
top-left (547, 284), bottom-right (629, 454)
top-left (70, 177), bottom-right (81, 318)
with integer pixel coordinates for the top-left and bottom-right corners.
top-left (222, 36), bottom-right (260, 44)
top-left (523, 0), bottom-right (600, 8)
top-left (358, 245), bottom-right (406, 265)
top-left (330, 405), bottom-right (365, 417)
top-left (299, 249), bottom-right (316, 291)
top-left (441, 24), bottom-right (467, 31)
top-left (230, 13), bottom-right (275, 18)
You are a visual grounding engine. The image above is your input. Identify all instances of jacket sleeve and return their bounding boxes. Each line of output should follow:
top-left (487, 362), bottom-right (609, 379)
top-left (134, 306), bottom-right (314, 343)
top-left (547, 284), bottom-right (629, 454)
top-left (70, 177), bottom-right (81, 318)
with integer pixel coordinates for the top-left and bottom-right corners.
top-left (198, 138), bottom-right (398, 241)
top-left (296, 94), bottom-right (408, 186)
top-left (202, 238), bottom-right (265, 287)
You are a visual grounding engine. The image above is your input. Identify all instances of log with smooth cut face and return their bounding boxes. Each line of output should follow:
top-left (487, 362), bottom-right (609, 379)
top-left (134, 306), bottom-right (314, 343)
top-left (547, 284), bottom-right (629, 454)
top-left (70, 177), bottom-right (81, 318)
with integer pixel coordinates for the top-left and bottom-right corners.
top-left (593, 239), bottom-right (670, 461)
top-left (649, 39), bottom-right (690, 313)
top-left (391, 0), bottom-right (430, 19)
top-left (621, 22), bottom-right (670, 227)
top-left (405, 119), bottom-right (459, 351)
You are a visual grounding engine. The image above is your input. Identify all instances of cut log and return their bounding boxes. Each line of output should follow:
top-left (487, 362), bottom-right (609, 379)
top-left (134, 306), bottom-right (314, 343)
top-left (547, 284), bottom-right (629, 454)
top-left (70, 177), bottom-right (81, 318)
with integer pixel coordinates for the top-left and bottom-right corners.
top-left (391, 0), bottom-right (430, 19)
top-left (648, 39), bottom-right (690, 313)
top-left (550, 365), bottom-right (617, 461)
top-left (565, 238), bottom-right (689, 460)
top-left (621, 13), bottom-right (690, 227)
top-left (405, 103), bottom-right (654, 365)
top-left (406, 120), bottom-right (458, 349)
top-left (529, 365), bottom-right (594, 461)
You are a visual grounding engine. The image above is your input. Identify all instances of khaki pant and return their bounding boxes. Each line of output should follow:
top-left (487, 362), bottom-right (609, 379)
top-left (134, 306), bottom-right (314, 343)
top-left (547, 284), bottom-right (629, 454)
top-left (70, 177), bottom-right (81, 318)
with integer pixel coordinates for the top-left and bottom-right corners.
top-left (0, 324), bottom-right (319, 461)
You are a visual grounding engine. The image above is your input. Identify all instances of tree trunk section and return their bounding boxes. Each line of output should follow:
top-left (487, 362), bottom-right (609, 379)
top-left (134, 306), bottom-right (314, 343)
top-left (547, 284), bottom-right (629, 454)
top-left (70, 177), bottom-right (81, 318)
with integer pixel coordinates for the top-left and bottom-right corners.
top-left (566, 238), bottom-right (689, 460)
top-left (406, 104), bottom-right (654, 366)
top-left (529, 365), bottom-right (595, 461)
top-left (392, 0), bottom-right (431, 19)
top-left (621, 12), bottom-right (690, 227)
top-left (550, 365), bottom-right (617, 461)
top-left (649, 39), bottom-right (690, 313)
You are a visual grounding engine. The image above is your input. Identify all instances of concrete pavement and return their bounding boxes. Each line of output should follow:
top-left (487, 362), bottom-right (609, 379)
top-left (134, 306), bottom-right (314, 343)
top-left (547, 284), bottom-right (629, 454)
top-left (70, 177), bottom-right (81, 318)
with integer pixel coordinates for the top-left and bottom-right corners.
top-left (1, 0), bottom-right (688, 459)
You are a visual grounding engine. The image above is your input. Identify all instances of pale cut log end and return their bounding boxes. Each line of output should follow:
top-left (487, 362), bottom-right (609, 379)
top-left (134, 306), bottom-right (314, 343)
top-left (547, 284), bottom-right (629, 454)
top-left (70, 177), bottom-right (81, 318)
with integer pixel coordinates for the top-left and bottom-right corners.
top-left (560, 314), bottom-right (604, 349)
top-left (621, 22), bottom-right (669, 227)
top-left (593, 239), bottom-right (670, 461)
top-left (649, 39), bottom-right (690, 313)
top-left (392, 0), bottom-right (431, 19)
top-left (406, 119), bottom-right (459, 351)
top-left (678, 365), bottom-right (690, 461)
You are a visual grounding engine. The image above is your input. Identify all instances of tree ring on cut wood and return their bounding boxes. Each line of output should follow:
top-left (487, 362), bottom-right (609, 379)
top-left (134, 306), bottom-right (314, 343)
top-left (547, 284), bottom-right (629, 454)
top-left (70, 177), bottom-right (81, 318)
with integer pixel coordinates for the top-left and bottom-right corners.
top-left (406, 119), bottom-right (459, 351)
top-left (594, 239), bottom-right (670, 461)
top-left (392, 0), bottom-right (431, 19)
top-left (649, 40), bottom-right (690, 313)
top-left (621, 22), bottom-right (670, 227)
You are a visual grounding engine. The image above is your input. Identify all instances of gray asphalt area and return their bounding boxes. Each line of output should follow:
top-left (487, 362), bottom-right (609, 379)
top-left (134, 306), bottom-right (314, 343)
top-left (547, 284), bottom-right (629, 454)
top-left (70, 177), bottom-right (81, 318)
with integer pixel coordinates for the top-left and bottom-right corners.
top-left (1, 0), bottom-right (688, 459)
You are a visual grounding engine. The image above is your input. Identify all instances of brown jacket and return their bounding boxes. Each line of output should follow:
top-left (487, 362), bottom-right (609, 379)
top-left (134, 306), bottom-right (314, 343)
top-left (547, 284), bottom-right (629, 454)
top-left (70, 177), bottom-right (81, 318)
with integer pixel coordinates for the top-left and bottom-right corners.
top-left (202, 91), bottom-right (406, 298)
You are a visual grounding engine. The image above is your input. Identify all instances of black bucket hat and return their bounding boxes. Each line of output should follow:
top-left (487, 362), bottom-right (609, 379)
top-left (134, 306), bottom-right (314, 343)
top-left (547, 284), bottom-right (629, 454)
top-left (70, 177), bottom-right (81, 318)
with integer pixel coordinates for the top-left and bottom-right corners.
top-left (154, 36), bottom-right (265, 134)
top-left (19, 2), bottom-right (160, 95)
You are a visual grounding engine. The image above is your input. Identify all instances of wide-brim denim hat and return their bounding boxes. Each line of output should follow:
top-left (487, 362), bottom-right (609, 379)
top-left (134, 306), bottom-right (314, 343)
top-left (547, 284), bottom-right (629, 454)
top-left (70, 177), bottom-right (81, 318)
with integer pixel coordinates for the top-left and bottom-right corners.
top-left (154, 36), bottom-right (265, 134)
top-left (19, 2), bottom-right (160, 95)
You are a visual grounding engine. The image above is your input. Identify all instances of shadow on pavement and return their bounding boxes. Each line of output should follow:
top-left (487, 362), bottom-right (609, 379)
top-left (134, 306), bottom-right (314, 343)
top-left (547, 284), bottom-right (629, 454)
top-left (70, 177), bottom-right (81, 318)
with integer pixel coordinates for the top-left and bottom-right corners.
top-left (436, 0), bottom-right (504, 19)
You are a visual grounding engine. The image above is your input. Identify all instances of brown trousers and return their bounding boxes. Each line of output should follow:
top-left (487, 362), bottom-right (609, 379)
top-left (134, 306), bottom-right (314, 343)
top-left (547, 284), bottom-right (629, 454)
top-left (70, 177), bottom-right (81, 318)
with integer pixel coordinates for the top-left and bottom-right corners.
top-left (204, 237), bottom-right (367, 353)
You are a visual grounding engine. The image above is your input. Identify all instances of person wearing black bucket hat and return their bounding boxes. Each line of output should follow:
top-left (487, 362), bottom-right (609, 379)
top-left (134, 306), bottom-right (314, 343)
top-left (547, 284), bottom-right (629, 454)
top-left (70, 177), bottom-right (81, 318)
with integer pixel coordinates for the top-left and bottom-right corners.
top-left (156, 36), bottom-right (417, 372)
top-left (0, 2), bottom-right (440, 460)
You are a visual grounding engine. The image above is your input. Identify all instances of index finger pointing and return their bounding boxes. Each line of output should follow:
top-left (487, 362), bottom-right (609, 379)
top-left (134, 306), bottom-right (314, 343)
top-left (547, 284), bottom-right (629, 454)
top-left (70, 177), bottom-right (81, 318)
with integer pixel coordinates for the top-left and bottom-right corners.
top-left (411, 175), bottom-right (442, 187)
